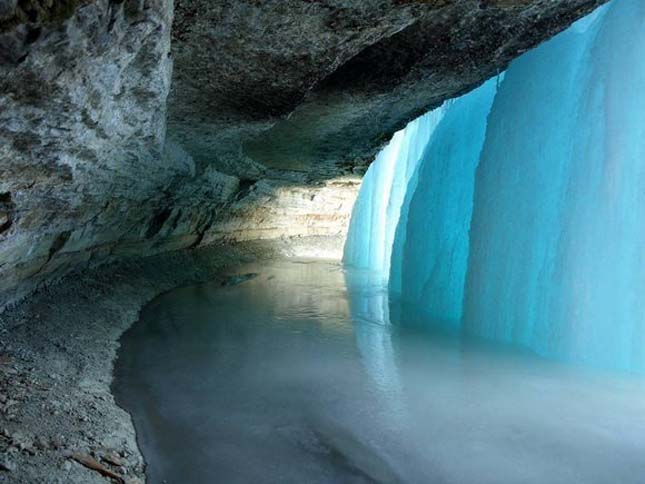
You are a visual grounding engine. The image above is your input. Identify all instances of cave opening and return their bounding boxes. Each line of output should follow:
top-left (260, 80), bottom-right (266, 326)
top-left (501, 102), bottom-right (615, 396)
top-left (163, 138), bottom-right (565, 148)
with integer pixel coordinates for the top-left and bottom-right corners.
top-left (2, 0), bottom-right (644, 482)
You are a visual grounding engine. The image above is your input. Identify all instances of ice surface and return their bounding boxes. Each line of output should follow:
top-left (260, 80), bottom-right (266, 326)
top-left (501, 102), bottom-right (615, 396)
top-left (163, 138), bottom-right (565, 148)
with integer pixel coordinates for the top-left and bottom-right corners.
top-left (115, 260), bottom-right (645, 484)
top-left (343, 0), bottom-right (645, 371)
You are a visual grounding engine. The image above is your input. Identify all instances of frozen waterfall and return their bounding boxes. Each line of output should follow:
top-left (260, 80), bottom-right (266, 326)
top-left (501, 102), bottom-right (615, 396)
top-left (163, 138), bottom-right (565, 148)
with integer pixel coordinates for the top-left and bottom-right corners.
top-left (343, 0), bottom-right (645, 372)
top-left (343, 108), bottom-right (448, 276)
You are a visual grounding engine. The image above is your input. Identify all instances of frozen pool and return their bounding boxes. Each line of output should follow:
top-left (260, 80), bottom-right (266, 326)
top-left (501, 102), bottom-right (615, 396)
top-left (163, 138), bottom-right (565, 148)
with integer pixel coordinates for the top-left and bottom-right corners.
top-left (114, 260), bottom-right (645, 484)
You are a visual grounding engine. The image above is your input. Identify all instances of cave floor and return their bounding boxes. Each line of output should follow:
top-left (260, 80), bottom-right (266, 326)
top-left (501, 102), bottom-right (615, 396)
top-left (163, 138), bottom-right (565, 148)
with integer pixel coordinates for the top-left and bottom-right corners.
top-left (114, 259), bottom-right (645, 484)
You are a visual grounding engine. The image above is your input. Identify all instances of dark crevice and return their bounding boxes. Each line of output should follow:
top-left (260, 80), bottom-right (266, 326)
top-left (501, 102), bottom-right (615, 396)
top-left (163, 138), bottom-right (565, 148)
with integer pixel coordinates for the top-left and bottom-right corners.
top-left (234, 179), bottom-right (257, 202)
top-left (25, 26), bottom-right (41, 44)
top-left (0, 192), bottom-right (14, 235)
top-left (145, 207), bottom-right (173, 239)
top-left (47, 231), bottom-right (71, 262)
top-left (189, 214), bottom-right (214, 249)
top-left (168, 209), bottom-right (182, 233)
top-left (0, 215), bottom-right (11, 234)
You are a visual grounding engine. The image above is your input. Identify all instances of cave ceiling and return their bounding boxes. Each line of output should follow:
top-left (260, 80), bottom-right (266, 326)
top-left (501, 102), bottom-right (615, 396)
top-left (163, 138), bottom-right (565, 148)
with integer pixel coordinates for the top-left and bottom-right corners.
top-left (168, 0), bottom-right (607, 177)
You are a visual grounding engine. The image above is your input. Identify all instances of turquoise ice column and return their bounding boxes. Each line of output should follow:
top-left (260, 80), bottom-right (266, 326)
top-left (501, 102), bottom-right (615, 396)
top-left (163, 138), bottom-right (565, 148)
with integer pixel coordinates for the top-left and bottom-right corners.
top-left (464, 0), bottom-right (645, 371)
top-left (343, 109), bottom-right (447, 275)
top-left (389, 79), bottom-right (497, 325)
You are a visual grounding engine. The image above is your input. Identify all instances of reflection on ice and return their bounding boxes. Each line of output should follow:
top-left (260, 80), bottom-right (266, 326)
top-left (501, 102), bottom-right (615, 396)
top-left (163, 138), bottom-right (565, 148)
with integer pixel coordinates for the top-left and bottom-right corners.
top-left (115, 260), bottom-right (645, 484)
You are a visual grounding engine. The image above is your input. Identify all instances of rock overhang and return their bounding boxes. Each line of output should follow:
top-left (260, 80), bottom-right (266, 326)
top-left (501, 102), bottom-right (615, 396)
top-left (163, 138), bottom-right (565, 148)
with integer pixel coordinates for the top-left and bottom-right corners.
top-left (0, 0), bottom-right (608, 309)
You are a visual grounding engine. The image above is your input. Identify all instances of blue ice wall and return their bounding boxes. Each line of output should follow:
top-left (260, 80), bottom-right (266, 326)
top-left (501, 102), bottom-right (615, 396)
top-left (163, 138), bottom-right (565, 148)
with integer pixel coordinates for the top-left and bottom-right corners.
top-left (343, 108), bottom-right (447, 275)
top-left (344, 0), bottom-right (645, 372)
top-left (463, 7), bottom-right (609, 351)
top-left (465, 0), bottom-right (645, 371)
top-left (344, 78), bottom-right (496, 295)
top-left (390, 79), bottom-right (497, 324)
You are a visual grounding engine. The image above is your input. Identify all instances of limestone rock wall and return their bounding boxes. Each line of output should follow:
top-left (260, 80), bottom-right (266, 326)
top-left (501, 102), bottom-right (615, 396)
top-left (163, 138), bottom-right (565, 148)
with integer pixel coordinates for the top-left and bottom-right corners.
top-left (0, 0), bottom-right (177, 307)
top-left (170, 0), bottom-right (607, 174)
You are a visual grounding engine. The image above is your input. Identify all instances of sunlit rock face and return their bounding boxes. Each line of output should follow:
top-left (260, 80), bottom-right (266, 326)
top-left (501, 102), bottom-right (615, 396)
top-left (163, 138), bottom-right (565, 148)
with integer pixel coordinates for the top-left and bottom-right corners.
top-left (206, 176), bottom-right (361, 260)
top-left (0, 0), bottom-right (606, 309)
top-left (345, 0), bottom-right (645, 371)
